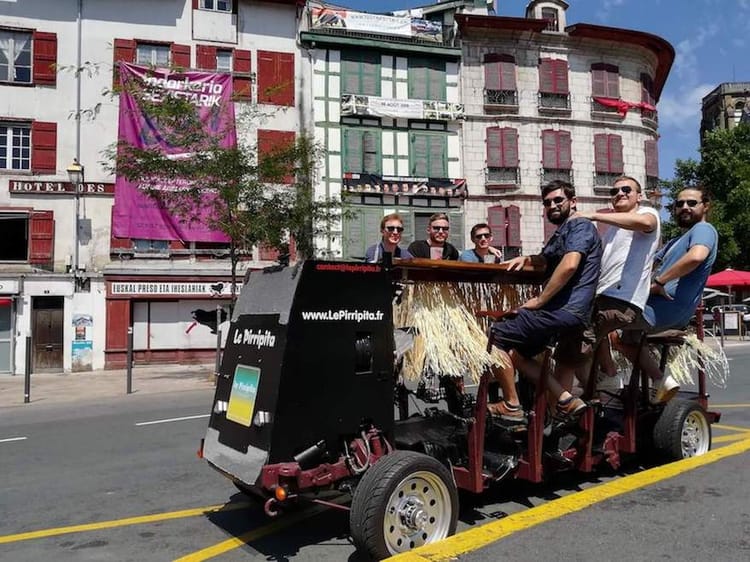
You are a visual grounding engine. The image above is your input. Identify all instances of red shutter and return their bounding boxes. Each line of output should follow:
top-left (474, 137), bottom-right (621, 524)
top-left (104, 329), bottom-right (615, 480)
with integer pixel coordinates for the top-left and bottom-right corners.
top-left (258, 51), bottom-right (295, 106)
top-left (542, 129), bottom-right (556, 168)
top-left (32, 31), bottom-right (57, 86)
top-left (543, 211), bottom-right (557, 243)
top-left (501, 128), bottom-right (518, 168)
top-left (558, 130), bottom-right (571, 169)
top-left (539, 58), bottom-right (554, 93)
top-left (171, 43), bottom-right (191, 69)
top-left (484, 61), bottom-right (502, 90)
top-left (591, 67), bottom-right (606, 97)
top-left (592, 64), bottom-right (619, 98)
top-left (196, 45), bottom-right (217, 70)
top-left (29, 210), bottom-right (54, 265)
top-left (594, 134), bottom-right (608, 172)
top-left (645, 139), bottom-right (659, 178)
top-left (31, 121), bottom-right (57, 173)
top-left (552, 59), bottom-right (568, 94)
top-left (486, 127), bottom-right (502, 168)
top-left (484, 54), bottom-right (516, 91)
top-left (595, 134), bottom-right (623, 173)
top-left (609, 135), bottom-right (623, 174)
top-left (506, 205), bottom-right (521, 247)
top-left (605, 68), bottom-right (619, 98)
top-left (233, 49), bottom-right (252, 101)
top-left (109, 208), bottom-right (132, 251)
top-left (113, 38), bottom-right (136, 89)
top-left (487, 205), bottom-right (506, 246)
top-left (258, 129), bottom-right (296, 184)
top-left (192, 0), bottom-right (199, 8)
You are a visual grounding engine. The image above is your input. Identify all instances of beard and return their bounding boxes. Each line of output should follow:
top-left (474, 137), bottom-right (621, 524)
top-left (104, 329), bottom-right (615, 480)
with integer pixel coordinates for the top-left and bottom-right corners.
top-left (547, 207), bottom-right (569, 225)
top-left (676, 211), bottom-right (697, 228)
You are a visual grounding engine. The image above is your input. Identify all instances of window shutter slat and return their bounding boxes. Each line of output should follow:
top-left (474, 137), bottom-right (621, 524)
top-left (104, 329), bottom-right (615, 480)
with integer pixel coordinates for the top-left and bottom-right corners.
top-left (542, 129), bottom-right (557, 168)
top-left (428, 136), bottom-right (446, 177)
top-left (594, 134), bottom-right (609, 172)
top-left (233, 49), bottom-right (252, 101)
top-left (500, 60), bottom-right (516, 90)
top-left (171, 44), bottom-right (191, 69)
top-left (409, 59), bottom-right (428, 99)
top-left (361, 58), bottom-right (379, 96)
top-left (258, 129), bottom-right (295, 184)
top-left (257, 51), bottom-right (294, 106)
top-left (558, 131), bottom-right (571, 169)
top-left (610, 135), bottom-right (623, 174)
top-left (362, 130), bottom-right (378, 172)
top-left (591, 68), bottom-right (606, 97)
top-left (606, 69), bottom-right (619, 98)
top-left (257, 51), bottom-right (275, 104)
top-left (506, 205), bottom-right (521, 247)
top-left (645, 139), bottom-right (659, 177)
top-left (113, 38), bottom-right (136, 89)
top-left (344, 129), bottom-right (363, 172)
top-left (487, 205), bottom-right (506, 246)
top-left (539, 59), bottom-right (554, 93)
top-left (32, 31), bottom-right (57, 86)
top-left (553, 60), bottom-right (568, 94)
top-left (411, 134), bottom-right (428, 176)
top-left (30, 210), bottom-right (54, 265)
top-left (342, 58), bottom-right (360, 94)
top-left (196, 45), bottom-right (217, 70)
top-left (233, 49), bottom-right (251, 72)
top-left (31, 121), bottom-right (57, 173)
top-left (502, 128), bottom-right (518, 168)
top-left (484, 61), bottom-right (501, 90)
top-left (486, 127), bottom-right (502, 168)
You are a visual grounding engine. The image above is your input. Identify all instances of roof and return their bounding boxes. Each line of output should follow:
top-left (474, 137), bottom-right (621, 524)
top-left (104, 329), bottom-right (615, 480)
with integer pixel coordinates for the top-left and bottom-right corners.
top-left (456, 15), bottom-right (675, 101)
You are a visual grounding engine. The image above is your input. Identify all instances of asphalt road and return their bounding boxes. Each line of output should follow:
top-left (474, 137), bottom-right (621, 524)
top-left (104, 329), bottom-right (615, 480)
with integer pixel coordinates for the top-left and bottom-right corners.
top-left (0, 344), bottom-right (749, 561)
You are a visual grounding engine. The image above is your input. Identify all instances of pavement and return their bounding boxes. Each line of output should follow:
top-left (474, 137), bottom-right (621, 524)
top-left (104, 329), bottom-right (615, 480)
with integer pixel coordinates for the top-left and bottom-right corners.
top-left (0, 363), bottom-right (217, 409)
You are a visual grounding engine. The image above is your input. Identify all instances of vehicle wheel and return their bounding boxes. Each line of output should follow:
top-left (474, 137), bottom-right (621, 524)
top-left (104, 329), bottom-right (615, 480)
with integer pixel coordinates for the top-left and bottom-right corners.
top-left (653, 399), bottom-right (711, 461)
top-left (350, 450), bottom-right (458, 560)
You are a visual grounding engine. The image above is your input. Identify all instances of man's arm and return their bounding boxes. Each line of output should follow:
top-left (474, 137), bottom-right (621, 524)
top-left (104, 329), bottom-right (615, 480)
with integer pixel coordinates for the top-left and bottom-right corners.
top-left (577, 209), bottom-right (657, 233)
top-left (654, 245), bottom-right (711, 285)
top-left (531, 251), bottom-right (581, 306)
top-left (504, 253), bottom-right (547, 271)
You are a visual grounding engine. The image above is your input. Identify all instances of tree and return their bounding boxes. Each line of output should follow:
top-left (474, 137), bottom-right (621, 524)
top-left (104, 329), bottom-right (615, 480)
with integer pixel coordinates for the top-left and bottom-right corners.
top-left (105, 65), bottom-right (343, 305)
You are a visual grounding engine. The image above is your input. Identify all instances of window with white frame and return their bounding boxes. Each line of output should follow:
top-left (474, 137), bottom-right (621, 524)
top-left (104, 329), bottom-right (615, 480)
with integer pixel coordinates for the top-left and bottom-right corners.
top-left (200, 0), bottom-right (232, 12)
top-left (0, 29), bottom-right (32, 83)
top-left (136, 43), bottom-right (170, 66)
top-left (0, 123), bottom-right (31, 170)
top-left (216, 49), bottom-right (233, 72)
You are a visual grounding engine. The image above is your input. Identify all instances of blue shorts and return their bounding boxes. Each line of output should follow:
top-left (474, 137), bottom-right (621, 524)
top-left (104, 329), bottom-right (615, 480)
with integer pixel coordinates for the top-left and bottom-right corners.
top-left (490, 308), bottom-right (584, 359)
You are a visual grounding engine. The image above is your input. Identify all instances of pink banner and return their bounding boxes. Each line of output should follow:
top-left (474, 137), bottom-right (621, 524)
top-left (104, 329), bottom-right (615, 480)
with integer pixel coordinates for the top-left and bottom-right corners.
top-left (112, 63), bottom-right (236, 242)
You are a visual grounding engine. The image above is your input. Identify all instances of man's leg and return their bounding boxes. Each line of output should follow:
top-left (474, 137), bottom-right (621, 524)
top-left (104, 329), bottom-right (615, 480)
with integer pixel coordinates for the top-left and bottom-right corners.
top-left (491, 348), bottom-right (520, 407)
top-left (612, 330), bottom-right (680, 403)
top-left (514, 350), bottom-right (584, 417)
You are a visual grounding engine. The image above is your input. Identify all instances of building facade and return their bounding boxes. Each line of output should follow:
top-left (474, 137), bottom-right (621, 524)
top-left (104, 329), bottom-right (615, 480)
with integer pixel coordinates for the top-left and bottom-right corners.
top-left (700, 82), bottom-right (750, 141)
top-left (457, 0), bottom-right (673, 253)
top-left (0, 0), bottom-right (302, 372)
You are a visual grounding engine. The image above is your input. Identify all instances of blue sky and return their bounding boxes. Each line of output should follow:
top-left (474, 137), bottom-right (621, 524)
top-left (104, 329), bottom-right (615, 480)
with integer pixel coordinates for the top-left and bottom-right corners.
top-left (343, 0), bottom-right (750, 180)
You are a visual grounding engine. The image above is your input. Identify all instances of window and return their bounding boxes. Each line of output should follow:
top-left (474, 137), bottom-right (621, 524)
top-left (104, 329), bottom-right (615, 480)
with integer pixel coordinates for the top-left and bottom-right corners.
top-left (216, 50), bottom-right (233, 72)
top-left (484, 54), bottom-right (517, 106)
top-left (593, 134), bottom-right (623, 189)
top-left (257, 50), bottom-right (294, 106)
top-left (0, 210), bottom-right (54, 265)
top-left (136, 43), bottom-right (170, 66)
top-left (541, 129), bottom-right (572, 183)
top-left (341, 50), bottom-right (380, 96)
top-left (488, 205), bottom-right (521, 249)
top-left (196, 45), bottom-right (251, 100)
top-left (538, 58), bottom-right (569, 110)
top-left (343, 128), bottom-right (381, 174)
top-left (408, 57), bottom-right (446, 101)
top-left (0, 123), bottom-right (31, 170)
top-left (410, 132), bottom-right (447, 177)
top-left (0, 30), bottom-right (32, 83)
top-left (591, 63), bottom-right (620, 114)
top-left (541, 7), bottom-right (559, 31)
top-left (199, 0), bottom-right (232, 12)
top-left (640, 73), bottom-right (658, 123)
top-left (133, 239), bottom-right (169, 254)
top-left (486, 127), bottom-right (519, 188)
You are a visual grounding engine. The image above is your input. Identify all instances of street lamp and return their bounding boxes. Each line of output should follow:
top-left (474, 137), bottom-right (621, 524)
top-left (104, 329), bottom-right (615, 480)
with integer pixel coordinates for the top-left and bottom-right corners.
top-left (66, 158), bottom-right (84, 280)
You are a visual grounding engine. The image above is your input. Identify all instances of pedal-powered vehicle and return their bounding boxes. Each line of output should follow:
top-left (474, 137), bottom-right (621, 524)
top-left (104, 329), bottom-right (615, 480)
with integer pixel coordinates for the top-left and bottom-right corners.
top-left (199, 259), bottom-right (720, 560)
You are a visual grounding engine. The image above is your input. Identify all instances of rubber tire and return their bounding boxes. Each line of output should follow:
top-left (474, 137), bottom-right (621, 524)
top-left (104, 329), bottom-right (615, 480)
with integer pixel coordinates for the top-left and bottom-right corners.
top-left (350, 451), bottom-right (459, 560)
top-left (653, 399), bottom-right (712, 461)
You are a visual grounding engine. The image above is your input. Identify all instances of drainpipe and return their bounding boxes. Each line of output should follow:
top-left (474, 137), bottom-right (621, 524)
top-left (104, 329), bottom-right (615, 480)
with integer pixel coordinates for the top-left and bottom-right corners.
top-left (74, 0), bottom-right (83, 287)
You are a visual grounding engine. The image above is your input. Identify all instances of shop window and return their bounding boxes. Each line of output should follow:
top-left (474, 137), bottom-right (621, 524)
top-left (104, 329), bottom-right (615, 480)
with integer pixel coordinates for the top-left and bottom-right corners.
top-left (408, 57), bottom-right (446, 101)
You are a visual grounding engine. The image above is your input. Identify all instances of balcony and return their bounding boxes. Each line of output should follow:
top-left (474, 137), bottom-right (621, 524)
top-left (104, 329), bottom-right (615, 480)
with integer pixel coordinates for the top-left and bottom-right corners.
top-left (641, 108), bottom-right (659, 131)
top-left (485, 167), bottom-right (520, 191)
top-left (541, 168), bottom-right (573, 184)
top-left (341, 93), bottom-right (464, 121)
top-left (538, 92), bottom-right (571, 115)
top-left (592, 172), bottom-right (621, 196)
top-left (591, 99), bottom-right (624, 121)
top-left (484, 89), bottom-right (519, 113)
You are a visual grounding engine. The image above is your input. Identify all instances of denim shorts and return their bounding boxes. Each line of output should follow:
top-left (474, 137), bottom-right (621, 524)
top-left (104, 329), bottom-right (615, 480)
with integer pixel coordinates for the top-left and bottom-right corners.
top-left (490, 308), bottom-right (583, 359)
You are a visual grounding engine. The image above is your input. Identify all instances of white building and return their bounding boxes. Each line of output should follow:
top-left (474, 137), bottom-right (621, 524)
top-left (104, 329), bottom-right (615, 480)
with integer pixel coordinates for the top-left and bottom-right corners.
top-left (457, 0), bottom-right (673, 254)
top-left (0, 0), bottom-right (302, 373)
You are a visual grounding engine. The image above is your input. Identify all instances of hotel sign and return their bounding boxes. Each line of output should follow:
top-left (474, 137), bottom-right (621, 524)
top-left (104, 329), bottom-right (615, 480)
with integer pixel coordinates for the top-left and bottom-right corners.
top-left (9, 180), bottom-right (114, 195)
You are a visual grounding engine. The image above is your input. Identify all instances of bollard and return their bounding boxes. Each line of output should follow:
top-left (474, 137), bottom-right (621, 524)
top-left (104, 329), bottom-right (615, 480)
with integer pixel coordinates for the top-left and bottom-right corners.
top-left (24, 335), bottom-right (31, 404)
top-left (126, 326), bottom-right (133, 394)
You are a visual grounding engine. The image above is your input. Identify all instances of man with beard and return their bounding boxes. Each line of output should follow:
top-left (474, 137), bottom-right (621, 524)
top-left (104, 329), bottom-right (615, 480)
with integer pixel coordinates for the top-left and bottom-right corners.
top-left (554, 176), bottom-right (661, 399)
top-left (615, 186), bottom-right (718, 401)
top-left (486, 180), bottom-right (602, 421)
top-left (408, 213), bottom-right (460, 260)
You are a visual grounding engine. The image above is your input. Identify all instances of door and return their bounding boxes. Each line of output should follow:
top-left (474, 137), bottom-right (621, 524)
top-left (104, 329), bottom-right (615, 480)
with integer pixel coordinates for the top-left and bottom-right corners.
top-left (0, 299), bottom-right (12, 373)
top-left (33, 296), bottom-right (64, 372)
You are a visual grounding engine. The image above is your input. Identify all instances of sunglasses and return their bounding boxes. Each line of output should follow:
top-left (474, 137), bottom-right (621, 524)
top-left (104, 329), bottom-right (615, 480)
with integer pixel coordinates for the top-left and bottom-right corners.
top-left (431, 225), bottom-right (450, 232)
top-left (384, 226), bottom-right (404, 233)
top-left (542, 196), bottom-right (566, 207)
top-left (674, 199), bottom-right (700, 209)
top-left (609, 185), bottom-right (634, 197)
top-left (474, 233), bottom-right (491, 240)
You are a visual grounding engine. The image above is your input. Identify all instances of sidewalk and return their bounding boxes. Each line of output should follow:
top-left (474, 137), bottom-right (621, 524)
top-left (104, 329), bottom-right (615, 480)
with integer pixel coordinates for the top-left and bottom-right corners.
top-left (0, 363), bottom-right (217, 408)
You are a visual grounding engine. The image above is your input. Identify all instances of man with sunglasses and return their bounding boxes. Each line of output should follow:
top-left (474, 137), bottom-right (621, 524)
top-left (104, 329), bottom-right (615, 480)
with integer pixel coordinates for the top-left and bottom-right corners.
top-left (486, 180), bottom-right (602, 421)
top-left (615, 186), bottom-right (718, 401)
top-left (459, 223), bottom-right (503, 263)
top-left (557, 176), bottom-right (661, 396)
top-left (365, 213), bottom-right (414, 263)
top-left (407, 213), bottom-right (460, 260)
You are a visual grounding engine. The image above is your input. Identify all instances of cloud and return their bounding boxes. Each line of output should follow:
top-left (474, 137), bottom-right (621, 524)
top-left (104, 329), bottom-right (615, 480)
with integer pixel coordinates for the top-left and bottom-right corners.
top-left (672, 23), bottom-right (719, 84)
top-left (595, 0), bottom-right (626, 21)
top-left (658, 83), bottom-right (716, 135)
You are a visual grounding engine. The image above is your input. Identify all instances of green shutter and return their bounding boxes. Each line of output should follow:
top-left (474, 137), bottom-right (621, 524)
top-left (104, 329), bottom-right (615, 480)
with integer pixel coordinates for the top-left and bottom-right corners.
top-left (342, 50), bottom-right (380, 96)
top-left (363, 130), bottom-right (379, 172)
top-left (428, 135), bottom-right (447, 177)
top-left (408, 57), bottom-right (446, 100)
top-left (344, 207), bottom-right (385, 259)
top-left (343, 128), bottom-right (363, 173)
top-left (410, 133), bottom-right (429, 176)
top-left (448, 212), bottom-right (464, 251)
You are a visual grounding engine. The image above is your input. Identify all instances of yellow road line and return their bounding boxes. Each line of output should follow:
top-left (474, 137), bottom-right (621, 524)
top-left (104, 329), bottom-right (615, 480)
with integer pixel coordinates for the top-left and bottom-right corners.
top-left (0, 503), bottom-right (247, 545)
top-left (713, 423), bottom-right (750, 433)
top-left (389, 437), bottom-right (750, 561)
top-left (714, 433), bottom-right (750, 444)
top-left (710, 403), bottom-right (750, 408)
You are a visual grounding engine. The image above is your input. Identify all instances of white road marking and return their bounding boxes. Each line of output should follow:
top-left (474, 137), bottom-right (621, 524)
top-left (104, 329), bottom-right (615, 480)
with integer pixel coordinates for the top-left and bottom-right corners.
top-left (0, 436), bottom-right (28, 444)
top-left (135, 414), bottom-right (210, 427)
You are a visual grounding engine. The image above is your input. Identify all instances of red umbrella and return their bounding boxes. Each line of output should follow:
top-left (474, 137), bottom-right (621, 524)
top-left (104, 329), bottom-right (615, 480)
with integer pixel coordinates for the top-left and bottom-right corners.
top-left (705, 268), bottom-right (750, 288)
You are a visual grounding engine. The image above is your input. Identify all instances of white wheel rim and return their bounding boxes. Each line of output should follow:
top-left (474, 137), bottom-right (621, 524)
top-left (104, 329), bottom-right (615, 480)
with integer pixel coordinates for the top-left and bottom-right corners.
top-left (681, 411), bottom-right (710, 457)
top-left (383, 470), bottom-right (452, 554)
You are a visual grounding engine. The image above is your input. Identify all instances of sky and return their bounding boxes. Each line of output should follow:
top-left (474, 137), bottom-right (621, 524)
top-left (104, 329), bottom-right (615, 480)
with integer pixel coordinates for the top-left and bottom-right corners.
top-left (342, 0), bottom-right (750, 180)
